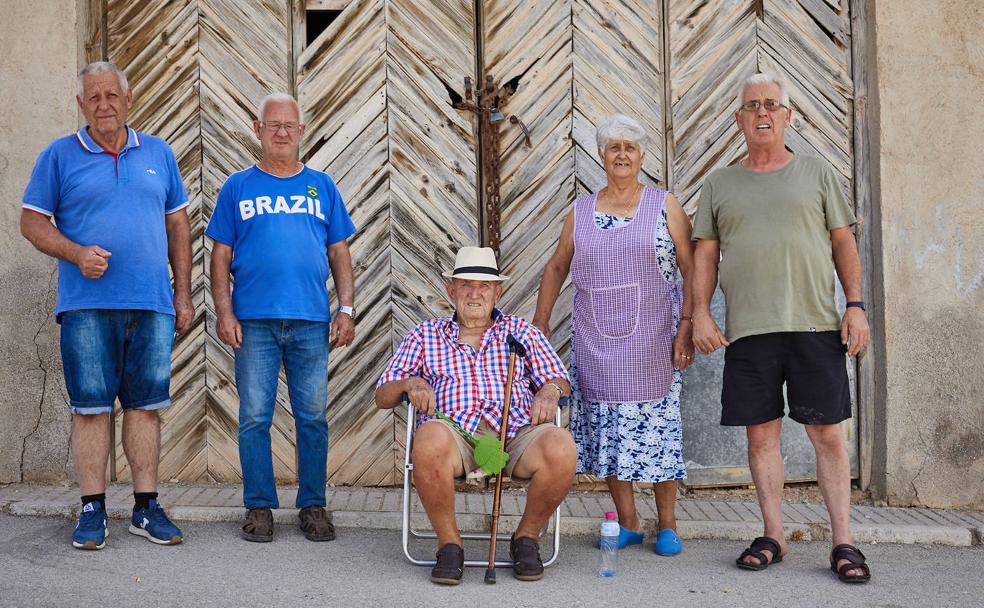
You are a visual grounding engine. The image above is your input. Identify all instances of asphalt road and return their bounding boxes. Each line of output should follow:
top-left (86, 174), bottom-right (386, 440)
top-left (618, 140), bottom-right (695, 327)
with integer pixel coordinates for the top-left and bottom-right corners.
top-left (0, 514), bottom-right (979, 607)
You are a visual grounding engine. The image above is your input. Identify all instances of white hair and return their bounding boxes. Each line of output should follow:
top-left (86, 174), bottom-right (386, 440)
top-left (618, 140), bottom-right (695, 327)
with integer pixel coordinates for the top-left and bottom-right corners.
top-left (739, 72), bottom-right (790, 107)
top-left (77, 61), bottom-right (129, 98)
top-left (257, 92), bottom-right (304, 125)
top-left (595, 114), bottom-right (647, 150)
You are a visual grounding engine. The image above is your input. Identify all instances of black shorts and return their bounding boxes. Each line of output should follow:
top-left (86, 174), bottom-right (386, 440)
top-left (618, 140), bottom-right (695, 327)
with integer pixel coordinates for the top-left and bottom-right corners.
top-left (721, 331), bottom-right (852, 426)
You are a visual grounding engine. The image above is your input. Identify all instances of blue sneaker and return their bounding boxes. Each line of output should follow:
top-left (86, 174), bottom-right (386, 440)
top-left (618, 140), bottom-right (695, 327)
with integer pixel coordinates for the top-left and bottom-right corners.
top-left (129, 499), bottom-right (183, 545)
top-left (72, 501), bottom-right (108, 550)
top-left (654, 528), bottom-right (682, 556)
top-left (596, 525), bottom-right (645, 549)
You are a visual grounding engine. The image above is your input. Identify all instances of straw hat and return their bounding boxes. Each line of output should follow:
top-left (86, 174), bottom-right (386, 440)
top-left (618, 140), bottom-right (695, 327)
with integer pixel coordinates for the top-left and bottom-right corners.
top-left (442, 246), bottom-right (509, 282)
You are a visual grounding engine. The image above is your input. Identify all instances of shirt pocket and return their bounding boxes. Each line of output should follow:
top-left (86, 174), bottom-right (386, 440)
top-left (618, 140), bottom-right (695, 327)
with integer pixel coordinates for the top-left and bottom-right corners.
top-left (590, 283), bottom-right (640, 339)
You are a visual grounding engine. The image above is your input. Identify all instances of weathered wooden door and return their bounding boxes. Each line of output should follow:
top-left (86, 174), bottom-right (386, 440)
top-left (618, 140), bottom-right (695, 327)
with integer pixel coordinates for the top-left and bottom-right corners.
top-left (89, 0), bottom-right (865, 486)
top-left (484, 0), bottom-right (862, 486)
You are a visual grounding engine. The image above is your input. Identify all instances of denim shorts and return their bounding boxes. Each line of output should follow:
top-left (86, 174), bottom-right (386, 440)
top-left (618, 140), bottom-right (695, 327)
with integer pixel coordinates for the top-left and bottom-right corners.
top-left (59, 309), bottom-right (174, 415)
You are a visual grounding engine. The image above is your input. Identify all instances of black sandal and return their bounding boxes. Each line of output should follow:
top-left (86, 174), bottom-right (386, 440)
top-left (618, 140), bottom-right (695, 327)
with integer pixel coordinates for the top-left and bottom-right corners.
top-left (830, 543), bottom-right (871, 584)
top-left (736, 536), bottom-right (784, 571)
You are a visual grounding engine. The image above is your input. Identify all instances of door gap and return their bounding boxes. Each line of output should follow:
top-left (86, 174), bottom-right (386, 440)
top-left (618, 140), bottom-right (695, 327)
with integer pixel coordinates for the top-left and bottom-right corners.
top-left (306, 10), bottom-right (342, 45)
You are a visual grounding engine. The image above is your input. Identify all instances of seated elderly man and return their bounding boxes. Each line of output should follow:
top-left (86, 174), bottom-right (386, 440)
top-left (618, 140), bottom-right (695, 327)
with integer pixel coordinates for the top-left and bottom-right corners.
top-left (375, 246), bottom-right (576, 585)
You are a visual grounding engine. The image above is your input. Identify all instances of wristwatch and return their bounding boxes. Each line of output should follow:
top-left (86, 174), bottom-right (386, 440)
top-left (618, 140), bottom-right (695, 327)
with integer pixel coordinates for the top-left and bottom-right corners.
top-left (338, 305), bottom-right (355, 318)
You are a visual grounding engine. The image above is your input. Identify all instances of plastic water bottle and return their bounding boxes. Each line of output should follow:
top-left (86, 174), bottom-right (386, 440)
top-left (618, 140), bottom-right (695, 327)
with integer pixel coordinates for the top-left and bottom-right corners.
top-left (598, 511), bottom-right (619, 577)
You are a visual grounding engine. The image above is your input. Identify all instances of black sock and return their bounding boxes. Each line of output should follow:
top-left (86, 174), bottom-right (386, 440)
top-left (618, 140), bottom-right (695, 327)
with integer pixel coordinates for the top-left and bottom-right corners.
top-left (134, 492), bottom-right (158, 511)
top-left (81, 493), bottom-right (106, 510)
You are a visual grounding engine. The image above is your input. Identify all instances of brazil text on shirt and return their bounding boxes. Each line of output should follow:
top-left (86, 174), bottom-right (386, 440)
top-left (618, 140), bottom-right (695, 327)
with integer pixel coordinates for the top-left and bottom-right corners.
top-left (238, 193), bottom-right (328, 221)
top-left (205, 165), bottom-right (356, 322)
top-left (21, 127), bottom-right (189, 317)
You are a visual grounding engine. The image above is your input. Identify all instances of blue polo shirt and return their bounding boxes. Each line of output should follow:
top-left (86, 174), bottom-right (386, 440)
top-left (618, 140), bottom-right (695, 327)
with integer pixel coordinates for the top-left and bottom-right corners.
top-left (22, 127), bottom-right (189, 317)
top-left (205, 165), bottom-right (356, 322)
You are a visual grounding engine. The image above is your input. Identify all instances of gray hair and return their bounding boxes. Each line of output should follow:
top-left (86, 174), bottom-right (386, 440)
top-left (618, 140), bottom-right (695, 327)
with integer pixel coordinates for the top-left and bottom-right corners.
top-left (595, 114), bottom-right (647, 150)
top-left (77, 61), bottom-right (129, 98)
top-left (739, 72), bottom-right (790, 107)
top-left (257, 92), bottom-right (304, 125)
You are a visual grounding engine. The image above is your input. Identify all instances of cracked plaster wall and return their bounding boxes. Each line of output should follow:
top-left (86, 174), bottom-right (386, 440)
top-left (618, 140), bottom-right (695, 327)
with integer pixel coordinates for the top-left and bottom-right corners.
top-left (0, 1), bottom-right (79, 483)
top-left (875, 1), bottom-right (984, 508)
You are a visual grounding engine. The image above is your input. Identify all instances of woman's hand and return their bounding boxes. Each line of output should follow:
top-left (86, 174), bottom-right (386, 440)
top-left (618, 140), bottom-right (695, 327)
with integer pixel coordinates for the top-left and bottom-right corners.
top-left (673, 324), bottom-right (696, 371)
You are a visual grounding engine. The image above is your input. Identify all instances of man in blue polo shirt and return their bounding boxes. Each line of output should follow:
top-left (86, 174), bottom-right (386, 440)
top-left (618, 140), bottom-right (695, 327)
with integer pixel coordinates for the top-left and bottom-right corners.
top-left (20, 62), bottom-right (192, 550)
top-left (207, 92), bottom-right (356, 543)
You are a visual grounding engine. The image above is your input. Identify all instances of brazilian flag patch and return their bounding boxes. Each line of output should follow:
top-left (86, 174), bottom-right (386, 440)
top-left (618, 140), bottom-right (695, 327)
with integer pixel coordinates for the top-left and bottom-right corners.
top-left (306, 185), bottom-right (318, 198)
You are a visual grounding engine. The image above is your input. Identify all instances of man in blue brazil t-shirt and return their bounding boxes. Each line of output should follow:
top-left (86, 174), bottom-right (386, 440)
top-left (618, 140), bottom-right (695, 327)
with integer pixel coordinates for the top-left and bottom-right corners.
top-left (21, 62), bottom-right (192, 550)
top-left (206, 92), bottom-right (356, 543)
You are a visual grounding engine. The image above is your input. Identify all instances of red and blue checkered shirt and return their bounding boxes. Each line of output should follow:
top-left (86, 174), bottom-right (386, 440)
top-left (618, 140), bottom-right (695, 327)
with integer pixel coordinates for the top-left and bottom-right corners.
top-left (377, 310), bottom-right (569, 440)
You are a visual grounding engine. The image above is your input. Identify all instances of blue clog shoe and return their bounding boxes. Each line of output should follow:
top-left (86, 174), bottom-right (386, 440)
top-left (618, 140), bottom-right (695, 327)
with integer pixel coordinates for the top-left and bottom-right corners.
top-left (654, 528), bottom-right (682, 556)
top-left (597, 526), bottom-right (644, 549)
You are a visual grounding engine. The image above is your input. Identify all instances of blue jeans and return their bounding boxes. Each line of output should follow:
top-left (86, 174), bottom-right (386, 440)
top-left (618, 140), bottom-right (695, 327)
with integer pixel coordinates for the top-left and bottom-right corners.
top-left (60, 310), bottom-right (174, 414)
top-left (235, 319), bottom-right (330, 509)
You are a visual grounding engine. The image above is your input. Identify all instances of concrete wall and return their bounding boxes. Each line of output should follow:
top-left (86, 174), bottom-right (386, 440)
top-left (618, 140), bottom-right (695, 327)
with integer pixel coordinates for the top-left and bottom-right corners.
top-left (874, 0), bottom-right (984, 508)
top-left (0, 1), bottom-right (80, 482)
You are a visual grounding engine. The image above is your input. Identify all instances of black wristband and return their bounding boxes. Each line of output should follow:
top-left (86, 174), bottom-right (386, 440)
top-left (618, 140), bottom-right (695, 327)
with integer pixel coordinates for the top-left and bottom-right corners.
top-left (846, 301), bottom-right (865, 311)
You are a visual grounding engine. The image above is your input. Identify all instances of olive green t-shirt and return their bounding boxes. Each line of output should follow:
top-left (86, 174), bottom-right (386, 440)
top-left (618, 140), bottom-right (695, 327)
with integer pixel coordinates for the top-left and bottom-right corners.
top-left (692, 155), bottom-right (856, 342)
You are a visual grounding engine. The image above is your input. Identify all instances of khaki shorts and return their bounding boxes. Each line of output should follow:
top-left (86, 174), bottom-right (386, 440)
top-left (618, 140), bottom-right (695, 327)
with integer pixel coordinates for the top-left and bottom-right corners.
top-left (427, 419), bottom-right (553, 479)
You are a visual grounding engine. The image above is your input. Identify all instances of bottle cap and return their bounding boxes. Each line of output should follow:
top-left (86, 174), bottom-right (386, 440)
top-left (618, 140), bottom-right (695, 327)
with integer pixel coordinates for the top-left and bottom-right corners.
top-left (604, 512), bottom-right (617, 520)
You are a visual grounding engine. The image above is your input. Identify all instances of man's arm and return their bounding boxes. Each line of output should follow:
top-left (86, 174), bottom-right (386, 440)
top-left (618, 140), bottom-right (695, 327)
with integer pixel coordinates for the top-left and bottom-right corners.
top-left (691, 238), bottom-right (729, 354)
top-left (830, 226), bottom-right (869, 356)
top-left (209, 242), bottom-right (241, 348)
top-left (530, 376), bottom-right (571, 425)
top-left (374, 329), bottom-right (429, 411)
top-left (327, 240), bottom-right (355, 347)
top-left (375, 377), bottom-right (435, 414)
top-left (20, 209), bottom-right (111, 278)
top-left (165, 208), bottom-right (193, 333)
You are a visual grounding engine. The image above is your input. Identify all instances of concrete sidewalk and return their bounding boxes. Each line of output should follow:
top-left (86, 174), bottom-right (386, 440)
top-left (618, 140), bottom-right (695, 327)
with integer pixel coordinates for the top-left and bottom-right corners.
top-left (2, 482), bottom-right (982, 547)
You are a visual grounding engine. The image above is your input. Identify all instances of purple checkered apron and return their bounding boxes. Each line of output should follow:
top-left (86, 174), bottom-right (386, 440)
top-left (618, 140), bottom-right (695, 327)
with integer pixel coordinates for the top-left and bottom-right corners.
top-left (570, 187), bottom-right (678, 402)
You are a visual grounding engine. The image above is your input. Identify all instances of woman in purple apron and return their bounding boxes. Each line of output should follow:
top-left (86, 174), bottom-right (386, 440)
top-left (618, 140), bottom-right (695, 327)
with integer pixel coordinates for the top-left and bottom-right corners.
top-left (534, 114), bottom-right (696, 556)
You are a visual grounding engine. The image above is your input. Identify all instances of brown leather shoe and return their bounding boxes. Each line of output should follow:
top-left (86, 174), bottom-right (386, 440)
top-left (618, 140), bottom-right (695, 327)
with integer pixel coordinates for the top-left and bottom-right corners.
top-left (298, 506), bottom-right (335, 541)
top-left (509, 535), bottom-right (544, 581)
top-left (241, 508), bottom-right (273, 542)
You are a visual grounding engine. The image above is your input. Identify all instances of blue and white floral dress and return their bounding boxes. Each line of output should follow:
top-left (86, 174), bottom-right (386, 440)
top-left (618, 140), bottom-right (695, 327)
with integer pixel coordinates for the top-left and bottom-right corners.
top-left (569, 209), bottom-right (686, 483)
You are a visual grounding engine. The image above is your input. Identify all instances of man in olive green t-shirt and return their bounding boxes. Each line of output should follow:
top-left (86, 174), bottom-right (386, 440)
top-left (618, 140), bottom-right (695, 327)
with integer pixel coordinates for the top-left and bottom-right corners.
top-left (692, 73), bottom-right (871, 584)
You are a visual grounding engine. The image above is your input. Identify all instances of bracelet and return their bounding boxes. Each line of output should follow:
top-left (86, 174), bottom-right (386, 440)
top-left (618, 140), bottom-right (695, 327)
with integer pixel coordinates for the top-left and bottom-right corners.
top-left (544, 381), bottom-right (566, 397)
top-left (846, 301), bottom-right (865, 311)
top-left (679, 316), bottom-right (693, 323)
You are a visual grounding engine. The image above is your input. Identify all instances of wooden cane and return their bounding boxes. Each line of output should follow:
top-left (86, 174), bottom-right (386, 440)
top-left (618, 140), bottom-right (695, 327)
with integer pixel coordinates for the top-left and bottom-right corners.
top-left (484, 334), bottom-right (526, 584)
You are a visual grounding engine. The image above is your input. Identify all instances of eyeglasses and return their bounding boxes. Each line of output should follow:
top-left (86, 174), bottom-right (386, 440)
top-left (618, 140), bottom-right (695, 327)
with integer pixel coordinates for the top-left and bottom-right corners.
top-left (739, 99), bottom-right (788, 113)
top-left (260, 121), bottom-right (301, 133)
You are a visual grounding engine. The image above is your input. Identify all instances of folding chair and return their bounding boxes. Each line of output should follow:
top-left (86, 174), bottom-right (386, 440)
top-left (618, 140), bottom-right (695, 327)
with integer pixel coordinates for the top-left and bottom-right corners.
top-left (400, 398), bottom-right (566, 568)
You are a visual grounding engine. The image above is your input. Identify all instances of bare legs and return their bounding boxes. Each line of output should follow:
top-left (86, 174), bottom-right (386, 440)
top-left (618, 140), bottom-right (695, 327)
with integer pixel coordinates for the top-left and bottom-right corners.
top-left (73, 409), bottom-right (160, 495)
top-left (605, 477), bottom-right (678, 533)
top-left (72, 413), bottom-right (111, 495)
top-left (510, 428), bottom-right (576, 540)
top-left (411, 422), bottom-right (464, 548)
top-left (742, 419), bottom-right (787, 566)
top-left (412, 422), bottom-right (576, 548)
top-left (742, 419), bottom-right (861, 576)
top-left (806, 423), bottom-right (862, 577)
top-left (122, 409), bottom-right (161, 493)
